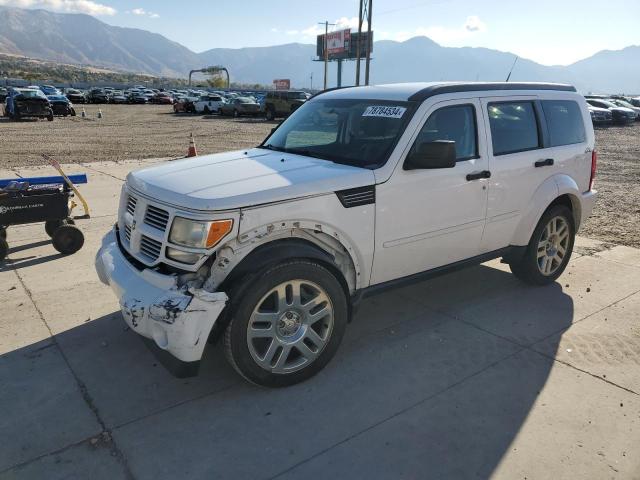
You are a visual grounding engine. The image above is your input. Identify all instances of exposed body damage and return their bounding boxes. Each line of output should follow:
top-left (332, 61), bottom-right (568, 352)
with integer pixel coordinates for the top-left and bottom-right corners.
top-left (95, 229), bottom-right (228, 364)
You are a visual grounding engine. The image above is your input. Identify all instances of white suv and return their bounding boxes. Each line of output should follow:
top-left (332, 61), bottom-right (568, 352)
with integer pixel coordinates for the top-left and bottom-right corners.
top-left (193, 94), bottom-right (224, 114)
top-left (96, 82), bottom-right (598, 387)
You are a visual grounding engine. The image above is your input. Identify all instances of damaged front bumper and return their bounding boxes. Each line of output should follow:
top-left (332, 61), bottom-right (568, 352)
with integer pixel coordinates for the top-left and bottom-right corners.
top-left (95, 228), bottom-right (228, 377)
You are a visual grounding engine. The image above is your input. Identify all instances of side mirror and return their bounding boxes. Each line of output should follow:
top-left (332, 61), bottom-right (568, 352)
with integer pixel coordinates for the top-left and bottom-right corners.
top-left (404, 140), bottom-right (457, 170)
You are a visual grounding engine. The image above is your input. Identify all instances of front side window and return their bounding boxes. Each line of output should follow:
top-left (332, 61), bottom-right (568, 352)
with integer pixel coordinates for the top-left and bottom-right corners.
top-left (542, 100), bottom-right (586, 147)
top-left (261, 99), bottom-right (415, 168)
top-left (410, 105), bottom-right (478, 161)
top-left (488, 101), bottom-right (540, 155)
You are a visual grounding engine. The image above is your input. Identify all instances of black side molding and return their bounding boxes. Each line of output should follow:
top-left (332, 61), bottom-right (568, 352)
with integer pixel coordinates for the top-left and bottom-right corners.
top-left (336, 186), bottom-right (376, 208)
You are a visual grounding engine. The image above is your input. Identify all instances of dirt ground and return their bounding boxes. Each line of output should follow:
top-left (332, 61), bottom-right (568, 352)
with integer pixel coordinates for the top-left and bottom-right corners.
top-left (0, 104), bottom-right (638, 247)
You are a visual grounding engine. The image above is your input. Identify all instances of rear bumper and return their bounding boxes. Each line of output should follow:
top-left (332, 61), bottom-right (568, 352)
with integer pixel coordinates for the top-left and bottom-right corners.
top-left (95, 228), bottom-right (228, 376)
top-left (579, 190), bottom-right (597, 229)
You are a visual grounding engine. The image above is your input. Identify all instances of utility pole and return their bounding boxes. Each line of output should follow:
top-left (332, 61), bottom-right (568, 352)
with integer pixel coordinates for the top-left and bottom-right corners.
top-left (318, 21), bottom-right (335, 90)
top-left (355, 0), bottom-right (364, 86)
top-left (365, 0), bottom-right (373, 85)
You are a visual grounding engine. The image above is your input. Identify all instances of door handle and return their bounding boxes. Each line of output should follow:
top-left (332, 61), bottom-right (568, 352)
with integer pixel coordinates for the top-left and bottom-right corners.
top-left (466, 170), bottom-right (491, 181)
top-left (535, 158), bottom-right (554, 168)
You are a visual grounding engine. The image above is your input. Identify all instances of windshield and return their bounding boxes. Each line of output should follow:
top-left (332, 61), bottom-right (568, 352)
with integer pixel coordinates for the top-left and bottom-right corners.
top-left (613, 99), bottom-right (634, 108)
top-left (261, 98), bottom-right (414, 168)
top-left (17, 90), bottom-right (47, 99)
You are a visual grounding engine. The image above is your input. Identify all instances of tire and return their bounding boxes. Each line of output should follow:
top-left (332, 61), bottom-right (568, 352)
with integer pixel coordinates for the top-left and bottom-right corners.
top-left (509, 205), bottom-right (575, 286)
top-left (224, 260), bottom-right (348, 387)
top-left (203, 106), bottom-right (210, 114)
top-left (233, 109), bottom-right (239, 118)
top-left (0, 237), bottom-right (7, 262)
top-left (0, 226), bottom-right (6, 240)
top-left (52, 224), bottom-right (84, 255)
top-left (70, 108), bottom-right (76, 116)
top-left (45, 218), bottom-right (75, 238)
top-left (47, 111), bottom-right (54, 122)
top-left (265, 107), bottom-right (275, 121)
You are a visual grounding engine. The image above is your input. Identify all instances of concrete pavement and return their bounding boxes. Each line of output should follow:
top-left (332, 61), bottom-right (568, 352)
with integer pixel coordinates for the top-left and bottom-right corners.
top-left (1, 160), bottom-right (639, 479)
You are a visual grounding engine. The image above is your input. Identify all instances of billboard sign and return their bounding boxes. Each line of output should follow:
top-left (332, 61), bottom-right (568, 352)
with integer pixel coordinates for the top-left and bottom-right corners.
top-left (326, 29), bottom-right (351, 55)
top-left (273, 79), bottom-right (291, 90)
top-left (317, 31), bottom-right (372, 60)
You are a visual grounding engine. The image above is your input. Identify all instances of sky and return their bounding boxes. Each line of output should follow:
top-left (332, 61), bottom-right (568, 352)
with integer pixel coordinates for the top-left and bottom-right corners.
top-left (1, 0), bottom-right (639, 65)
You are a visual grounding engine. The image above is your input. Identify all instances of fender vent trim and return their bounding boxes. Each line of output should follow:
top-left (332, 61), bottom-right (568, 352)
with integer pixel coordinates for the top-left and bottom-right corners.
top-left (336, 186), bottom-right (375, 208)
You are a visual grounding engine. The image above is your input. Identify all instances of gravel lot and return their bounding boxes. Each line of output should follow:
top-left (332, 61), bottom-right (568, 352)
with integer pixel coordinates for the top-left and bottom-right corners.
top-left (1, 104), bottom-right (638, 247)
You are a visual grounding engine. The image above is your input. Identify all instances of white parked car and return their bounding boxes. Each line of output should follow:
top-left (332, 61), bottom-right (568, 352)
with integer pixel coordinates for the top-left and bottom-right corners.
top-left (194, 94), bottom-right (225, 114)
top-left (96, 82), bottom-right (598, 387)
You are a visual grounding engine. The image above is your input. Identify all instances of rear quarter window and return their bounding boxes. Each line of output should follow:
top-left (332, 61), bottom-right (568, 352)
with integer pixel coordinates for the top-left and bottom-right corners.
top-left (542, 100), bottom-right (586, 147)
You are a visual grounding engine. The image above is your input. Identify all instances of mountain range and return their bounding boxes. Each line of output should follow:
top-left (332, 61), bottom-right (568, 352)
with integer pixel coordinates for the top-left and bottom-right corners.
top-left (1, 5), bottom-right (638, 93)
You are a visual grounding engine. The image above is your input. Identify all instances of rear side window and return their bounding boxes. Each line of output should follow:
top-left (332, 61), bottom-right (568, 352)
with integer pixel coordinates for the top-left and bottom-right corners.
top-left (542, 100), bottom-right (586, 147)
top-left (488, 101), bottom-right (540, 156)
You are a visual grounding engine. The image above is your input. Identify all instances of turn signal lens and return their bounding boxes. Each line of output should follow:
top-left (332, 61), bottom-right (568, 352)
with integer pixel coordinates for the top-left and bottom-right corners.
top-left (206, 219), bottom-right (233, 248)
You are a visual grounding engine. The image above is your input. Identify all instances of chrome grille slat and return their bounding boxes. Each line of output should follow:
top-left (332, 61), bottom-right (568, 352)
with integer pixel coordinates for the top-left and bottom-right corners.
top-left (139, 235), bottom-right (162, 261)
top-left (126, 195), bottom-right (137, 215)
top-left (144, 205), bottom-right (169, 231)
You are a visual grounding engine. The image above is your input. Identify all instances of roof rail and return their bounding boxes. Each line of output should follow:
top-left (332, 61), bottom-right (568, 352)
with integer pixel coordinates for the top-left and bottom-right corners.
top-left (408, 82), bottom-right (576, 102)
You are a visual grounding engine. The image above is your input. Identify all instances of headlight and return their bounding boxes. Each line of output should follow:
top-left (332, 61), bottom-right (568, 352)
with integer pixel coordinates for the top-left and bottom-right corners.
top-left (169, 217), bottom-right (233, 249)
top-left (166, 248), bottom-right (202, 265)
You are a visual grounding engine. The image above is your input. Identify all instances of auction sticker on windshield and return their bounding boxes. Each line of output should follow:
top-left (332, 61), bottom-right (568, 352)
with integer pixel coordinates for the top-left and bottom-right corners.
top-left (362, 106), bottom-right (407, 118)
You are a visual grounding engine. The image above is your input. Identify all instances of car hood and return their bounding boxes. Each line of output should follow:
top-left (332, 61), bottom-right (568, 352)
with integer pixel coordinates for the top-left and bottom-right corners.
top-left (127, 148), bottom-right (375, 211)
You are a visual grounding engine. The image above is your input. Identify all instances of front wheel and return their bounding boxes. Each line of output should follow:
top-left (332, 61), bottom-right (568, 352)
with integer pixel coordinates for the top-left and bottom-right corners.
top-left (509, 205), bottom-right (575, 285)
top-left (224, 260), bottom-right (348, 387)
top-left (52, 225), bottom-right (84, 255)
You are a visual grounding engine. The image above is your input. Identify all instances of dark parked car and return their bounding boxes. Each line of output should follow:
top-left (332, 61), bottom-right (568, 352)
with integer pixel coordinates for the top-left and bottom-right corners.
top-left (173, 97), bottom-right (195, 113)
top-left (0, 87), bottom-right (8, 102)
top-left (47, 95), bottom-right (76, 116)
top-left (109, 91), bottom-right (128, 104)
top-left (150, 92), bottom-right (174, 105)
top-left (39, 85), bottom-right (62, 96)
top-left (87, 88), bottom-right (110, 104)
top-left (588, 105), bottom-right (612, 126)
top-left (220, 97), bottom-right (261, 117)
top-left (586, 99), bottom-right (636, 124)
top-left (263, 90), bottom-right (307, 120)
top-left (4, 88), bottom-right (53, 121)
top-left (609, 98), bottom-right (640, 120)
top-left (64, 88), bottom-right (86, 104)
top-left (128, 92), bottom-right (148, 104)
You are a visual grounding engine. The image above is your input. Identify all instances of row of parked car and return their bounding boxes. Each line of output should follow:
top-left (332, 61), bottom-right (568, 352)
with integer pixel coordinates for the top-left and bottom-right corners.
top-left (2, 85), bottom-right (76, 121)
top-left (173, 89), bottom-right (310, 119)
top-left (586, 95), bottom-right (640, 125)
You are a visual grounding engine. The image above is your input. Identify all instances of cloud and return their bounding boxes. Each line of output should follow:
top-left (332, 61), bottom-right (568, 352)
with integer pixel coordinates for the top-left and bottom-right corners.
top-left (464, 15), bottom-right (486, 33)
top-left (127, 7), bottom-right (159, 18)
top-left (379, 16), bottom-right (487, 44)
top-left (0, 0), bottom-right (116, 15)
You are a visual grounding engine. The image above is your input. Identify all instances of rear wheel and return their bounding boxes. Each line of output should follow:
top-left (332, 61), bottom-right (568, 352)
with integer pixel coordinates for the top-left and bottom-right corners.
top-left (265, 107), bottom-right (275, 121)
top-left (52, 225), bottom-right (84, 255)
top-left (509, 205), bottom-right (575, 285)
top-left (45, 218), bottom-right (75, 238)
top-left (0, 237), bottom-right (8, 262)
top-left (47, 110), bottom-right (54, 121)
top-left (203, 106), bottom-right (210, 114)
top-left (224, 260), bottom-right (348, 387)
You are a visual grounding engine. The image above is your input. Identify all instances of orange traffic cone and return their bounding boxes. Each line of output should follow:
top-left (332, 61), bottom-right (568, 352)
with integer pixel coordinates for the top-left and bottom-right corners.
top-left (187, 133), bottom-right (197, 157)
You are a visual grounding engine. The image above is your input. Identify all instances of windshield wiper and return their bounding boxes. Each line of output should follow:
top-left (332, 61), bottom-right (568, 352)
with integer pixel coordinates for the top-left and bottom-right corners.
top-left (258, 144), bottom-right (286, 152)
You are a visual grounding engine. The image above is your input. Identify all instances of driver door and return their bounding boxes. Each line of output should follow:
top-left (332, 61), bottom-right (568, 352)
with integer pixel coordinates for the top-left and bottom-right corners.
top-left (371, 98), bottom-right (490, 285)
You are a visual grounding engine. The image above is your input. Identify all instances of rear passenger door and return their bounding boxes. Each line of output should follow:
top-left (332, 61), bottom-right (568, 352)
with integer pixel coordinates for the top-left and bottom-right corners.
top-left (480, 96), bottom-right (587, 251)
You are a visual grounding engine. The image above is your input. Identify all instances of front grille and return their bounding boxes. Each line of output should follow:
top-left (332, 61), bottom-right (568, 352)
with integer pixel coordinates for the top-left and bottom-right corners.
top-left (124, 225), bottom-right (132, 242)
top-left (139, 235), bottom-right (162, 261)
top-left (336, 186), bottom-right (376, 208)
top-left (144, 205), bottom-right (169, 231)
top-left (126, 195), bottom-right (137, 215)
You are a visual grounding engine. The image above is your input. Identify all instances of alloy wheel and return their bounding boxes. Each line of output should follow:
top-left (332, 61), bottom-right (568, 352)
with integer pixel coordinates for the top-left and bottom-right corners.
top-left (246, 279), bottom-right (334, 374)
